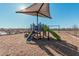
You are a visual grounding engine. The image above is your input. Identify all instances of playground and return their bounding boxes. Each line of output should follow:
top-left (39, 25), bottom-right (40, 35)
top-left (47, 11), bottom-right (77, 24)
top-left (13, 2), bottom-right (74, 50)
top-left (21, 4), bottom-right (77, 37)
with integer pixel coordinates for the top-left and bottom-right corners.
top-left (16, 3), bottom-right (61, 42)
top-left (0, 3), bottom-right (79, 56)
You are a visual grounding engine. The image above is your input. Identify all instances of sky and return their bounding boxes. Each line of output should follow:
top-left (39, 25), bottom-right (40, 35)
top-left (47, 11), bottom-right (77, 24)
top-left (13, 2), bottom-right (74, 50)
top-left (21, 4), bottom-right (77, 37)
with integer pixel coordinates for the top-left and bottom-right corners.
top-left (0, 3), bottom-right (79, 28)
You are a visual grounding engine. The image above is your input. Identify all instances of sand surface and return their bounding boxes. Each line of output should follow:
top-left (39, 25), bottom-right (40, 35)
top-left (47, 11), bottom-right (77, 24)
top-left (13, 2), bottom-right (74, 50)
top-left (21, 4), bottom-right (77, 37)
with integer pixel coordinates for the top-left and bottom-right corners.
top-left (0, 32), bottom-right (79, 56)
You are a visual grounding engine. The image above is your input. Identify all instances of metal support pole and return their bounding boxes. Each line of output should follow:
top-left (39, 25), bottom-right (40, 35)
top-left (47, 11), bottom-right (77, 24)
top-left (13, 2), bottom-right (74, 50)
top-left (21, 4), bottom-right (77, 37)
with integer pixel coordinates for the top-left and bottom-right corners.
top-left (43, 24), bottom-right (44, 39)
top-left (40, 23), bottom-right (41, 39)
top-left (48, 26), bottom-right (49, 40)
top-left (37, 13), bottom-right (38, 27)
top-left (36, 3), bottom-right (44, 39)
top-left (37, 12), bottom-right (38, 39)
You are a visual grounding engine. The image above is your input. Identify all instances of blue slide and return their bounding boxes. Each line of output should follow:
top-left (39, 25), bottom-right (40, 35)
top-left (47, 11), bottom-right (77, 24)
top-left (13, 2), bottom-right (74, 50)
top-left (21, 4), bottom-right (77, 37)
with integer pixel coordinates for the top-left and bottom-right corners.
top-left (27, 31), bottom-right (35, 41)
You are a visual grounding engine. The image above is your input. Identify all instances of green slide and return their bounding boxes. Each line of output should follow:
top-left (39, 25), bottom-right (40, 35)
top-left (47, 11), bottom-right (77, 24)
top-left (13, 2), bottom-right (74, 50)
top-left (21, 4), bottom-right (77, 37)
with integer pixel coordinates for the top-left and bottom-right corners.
top-left (43, 25), bottom-right (61, 41)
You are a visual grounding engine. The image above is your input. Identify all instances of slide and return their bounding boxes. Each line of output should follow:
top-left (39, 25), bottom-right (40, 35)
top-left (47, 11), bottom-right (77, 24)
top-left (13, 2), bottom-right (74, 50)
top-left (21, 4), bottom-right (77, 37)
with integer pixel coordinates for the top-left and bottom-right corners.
top-left (43, 25), bottom-right (61, 41)
top-left (27, 31), bottom-right (35, 41)
top-left (48, 29), bottom-right (61, 40)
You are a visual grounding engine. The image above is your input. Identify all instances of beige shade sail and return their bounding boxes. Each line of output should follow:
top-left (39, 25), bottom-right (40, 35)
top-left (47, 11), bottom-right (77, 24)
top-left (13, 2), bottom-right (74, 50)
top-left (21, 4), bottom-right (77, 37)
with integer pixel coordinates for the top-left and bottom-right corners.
top-left (16, 3), bottom-right (51, 19)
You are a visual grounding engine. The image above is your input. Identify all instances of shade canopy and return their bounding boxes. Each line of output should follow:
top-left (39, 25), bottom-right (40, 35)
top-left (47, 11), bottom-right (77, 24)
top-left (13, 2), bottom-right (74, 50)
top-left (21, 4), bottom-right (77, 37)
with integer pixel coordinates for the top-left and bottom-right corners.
top-left (16, 3), bottom-right (51, 19)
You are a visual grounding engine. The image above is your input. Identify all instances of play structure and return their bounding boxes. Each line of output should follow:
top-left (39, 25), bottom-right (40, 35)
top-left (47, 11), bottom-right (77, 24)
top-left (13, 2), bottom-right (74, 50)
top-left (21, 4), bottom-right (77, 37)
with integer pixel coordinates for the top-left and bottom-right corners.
top-left (16, 3), bottom-right (61, 41)
top-left (26, 23), bottom-right (50, 41)
top-left (25, 23), bottom-right (61, 41)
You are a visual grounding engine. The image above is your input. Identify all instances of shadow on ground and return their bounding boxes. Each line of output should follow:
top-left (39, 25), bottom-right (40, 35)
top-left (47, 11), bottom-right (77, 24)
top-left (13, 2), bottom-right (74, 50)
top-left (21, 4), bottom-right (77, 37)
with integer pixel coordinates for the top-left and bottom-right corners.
top-left (29, 38), bottom-right (79, 56)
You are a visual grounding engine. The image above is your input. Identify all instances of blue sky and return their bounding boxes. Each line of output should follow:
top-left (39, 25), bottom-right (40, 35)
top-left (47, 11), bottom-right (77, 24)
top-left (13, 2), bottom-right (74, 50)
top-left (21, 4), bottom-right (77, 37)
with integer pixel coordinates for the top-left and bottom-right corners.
top-left (0, 3), bottom-right (79, 28)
